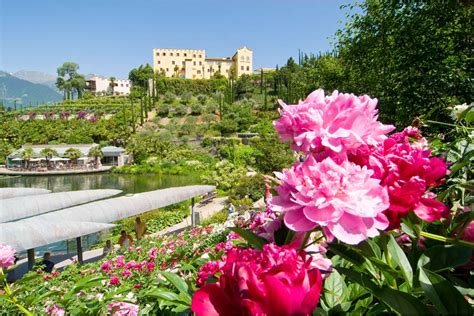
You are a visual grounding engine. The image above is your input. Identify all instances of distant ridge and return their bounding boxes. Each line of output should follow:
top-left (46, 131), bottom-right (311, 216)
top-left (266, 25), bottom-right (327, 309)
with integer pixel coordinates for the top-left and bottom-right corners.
top-left (0, 71), bottom-right (62, 109)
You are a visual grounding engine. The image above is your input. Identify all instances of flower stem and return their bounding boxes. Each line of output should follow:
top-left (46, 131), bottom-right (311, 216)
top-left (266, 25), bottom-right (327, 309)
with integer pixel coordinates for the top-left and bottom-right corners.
top-left (420, 231), bottom-right (474, 249)
top-left (425, 120), bottom-right (474, 130)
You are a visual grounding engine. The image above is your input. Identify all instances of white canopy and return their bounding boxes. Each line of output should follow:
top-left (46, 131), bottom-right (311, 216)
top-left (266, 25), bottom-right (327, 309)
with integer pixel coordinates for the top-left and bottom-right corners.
top-left (49, 157), bottom-right (69, 162)
top-left (0, 188), bottom-right (51, 200)
top-left (0, 220), bottom-right (116, 251)
top-left (12, 158), bottom-right (23, 161)
top-left (22, 185), bottom-right (215, 224)
top-left (0, 189), bottom-right (122, 223)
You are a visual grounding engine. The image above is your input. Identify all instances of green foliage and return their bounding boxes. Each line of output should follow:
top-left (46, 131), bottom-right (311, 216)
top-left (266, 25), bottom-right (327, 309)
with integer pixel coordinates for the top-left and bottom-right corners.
top-left (201, 160), bottom-right (247, 191)
top-left (229, 174), bottom-right (265, 204)
top-left (155, 77), bottom-right (227, 96)
top-left (249, 135), bottom-right (294, 173)
top-left (163, 92), bottom-right (177, 104)
top-left (336, 0), bottom-right (473, 127)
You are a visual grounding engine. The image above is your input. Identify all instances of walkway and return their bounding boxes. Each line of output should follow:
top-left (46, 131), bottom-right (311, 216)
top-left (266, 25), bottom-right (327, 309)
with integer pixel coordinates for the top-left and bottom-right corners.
top-left (0, 166), bottom-right (112, 176)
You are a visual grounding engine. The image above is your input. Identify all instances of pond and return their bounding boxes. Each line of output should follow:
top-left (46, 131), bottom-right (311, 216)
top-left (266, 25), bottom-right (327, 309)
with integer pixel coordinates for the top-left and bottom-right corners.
top-left (0, 173), bottom-right (201, 255)
top-left (0, 173), bottom-right (200, 194)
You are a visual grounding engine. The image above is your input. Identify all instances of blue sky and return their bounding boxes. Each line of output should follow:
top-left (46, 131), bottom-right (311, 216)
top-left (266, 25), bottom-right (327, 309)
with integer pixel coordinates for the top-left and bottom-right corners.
top-left (0, 0), bottom-right (354, 79)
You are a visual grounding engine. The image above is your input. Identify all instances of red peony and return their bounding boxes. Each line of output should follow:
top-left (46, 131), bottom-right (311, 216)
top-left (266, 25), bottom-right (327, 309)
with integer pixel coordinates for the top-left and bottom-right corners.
top-left (192, 244), bottom-right (322, 316)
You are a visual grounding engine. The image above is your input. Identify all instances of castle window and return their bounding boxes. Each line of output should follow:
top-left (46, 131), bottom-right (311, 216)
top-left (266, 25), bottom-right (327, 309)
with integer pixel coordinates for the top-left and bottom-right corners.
top-left (193, 61), bottom-right (196, 66)
top-left (193, 54), bottom-right (196, 58)
top-left (177, 53), bottom-right (180, 56)
top-left (246, 66), bottom-right (250, 71)
top-left (241, 66), bottom-right (244, 70)
top-left (163, 52), bottom-right (166, 56)
top-left (197, 70), bottom-right (201, 74)
top-left (184, 53), bottom-right (187, 57)
top-left (158, 61), bottom-right (161, 64)
top-left (246, 56), bottom-right (250, 61)
top-left (156, 52), bottom-right (160, 56)
top-left (166, 68), bottom-right (169, 71)
top-left (199, 55), bottom-right (202, 58)
top-left (199, 61), bottom-right (202, 65)
top-left (172, 61), bottom-right (175, 65)
top-left (170, 52), bottom-right (173, 56)
top-left (240, 56), bottom-right (244, 61)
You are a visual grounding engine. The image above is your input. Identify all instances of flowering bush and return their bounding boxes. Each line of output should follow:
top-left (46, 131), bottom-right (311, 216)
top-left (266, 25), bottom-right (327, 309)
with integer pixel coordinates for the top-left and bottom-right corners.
top-left (76, 110), bottom-right (87, 120)
top-left (59, 111), bottom-right (70, 120)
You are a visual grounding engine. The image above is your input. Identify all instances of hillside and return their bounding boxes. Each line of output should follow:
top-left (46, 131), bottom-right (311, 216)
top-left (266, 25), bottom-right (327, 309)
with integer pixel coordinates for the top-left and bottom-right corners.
top-left (0, 71), bottom-right (62, 108)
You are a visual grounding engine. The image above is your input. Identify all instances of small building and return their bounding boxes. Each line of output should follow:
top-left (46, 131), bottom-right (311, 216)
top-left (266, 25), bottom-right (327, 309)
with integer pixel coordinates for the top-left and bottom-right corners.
top-left (5, 144), bottom-right (129, 169)
top-left (85, 75), bottom-right (131, 96)
top-left (101, 146), bottom-right (130, 166)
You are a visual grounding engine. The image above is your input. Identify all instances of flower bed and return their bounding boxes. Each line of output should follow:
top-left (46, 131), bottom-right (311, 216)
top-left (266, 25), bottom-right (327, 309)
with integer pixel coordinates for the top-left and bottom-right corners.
top-left (1, 90), bottom-right (473, 315)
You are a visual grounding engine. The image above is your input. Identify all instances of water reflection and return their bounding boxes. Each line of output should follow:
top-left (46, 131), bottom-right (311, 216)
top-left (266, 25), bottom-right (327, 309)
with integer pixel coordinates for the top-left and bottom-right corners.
top-left (0, 173), bottom-right (200, 194)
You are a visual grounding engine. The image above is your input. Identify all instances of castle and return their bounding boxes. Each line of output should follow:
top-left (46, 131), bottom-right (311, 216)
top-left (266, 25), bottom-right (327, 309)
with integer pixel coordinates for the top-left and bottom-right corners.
top-left (152, 46), bottom-right (253, 79)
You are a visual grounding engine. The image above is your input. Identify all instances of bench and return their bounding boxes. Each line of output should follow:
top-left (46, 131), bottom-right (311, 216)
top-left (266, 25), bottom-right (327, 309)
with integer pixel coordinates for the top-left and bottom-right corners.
top-left (197, 192), bottom-right (217, 207)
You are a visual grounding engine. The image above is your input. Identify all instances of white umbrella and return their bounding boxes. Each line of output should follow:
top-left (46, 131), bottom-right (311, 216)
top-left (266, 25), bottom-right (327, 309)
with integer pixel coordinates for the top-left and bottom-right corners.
top-left (23, 185), bottom-right (215, 224)
top-left (0, 189), bottom-right (122, 223)
top-left (12, 158), bottom-right (24, 161)
top-left (49, 157), bottom-right (64, 162)
top-left (0, 220), bottom-right (116, 251)
top-left (78, 157), bottom-right (89, 160)
top-left (0, 188), bottom-right (51, 200)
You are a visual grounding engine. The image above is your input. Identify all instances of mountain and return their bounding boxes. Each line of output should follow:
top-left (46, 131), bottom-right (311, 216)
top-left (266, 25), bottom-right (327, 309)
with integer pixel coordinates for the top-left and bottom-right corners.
top-left (0, 71), bottom-right (62, 109)
top-left (13, 70), bottom-right (59, 92)
top-left (13, 70), bottom-right (56, 85)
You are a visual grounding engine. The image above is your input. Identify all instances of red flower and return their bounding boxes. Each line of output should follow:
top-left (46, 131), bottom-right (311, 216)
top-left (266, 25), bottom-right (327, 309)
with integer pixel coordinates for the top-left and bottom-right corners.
top-left (192, 244), bottom-right (322, 316)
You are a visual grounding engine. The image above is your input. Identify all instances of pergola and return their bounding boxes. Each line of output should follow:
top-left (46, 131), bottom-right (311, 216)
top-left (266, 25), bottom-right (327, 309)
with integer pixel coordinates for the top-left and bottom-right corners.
top-left (0, 185), bottom-right (215, 270)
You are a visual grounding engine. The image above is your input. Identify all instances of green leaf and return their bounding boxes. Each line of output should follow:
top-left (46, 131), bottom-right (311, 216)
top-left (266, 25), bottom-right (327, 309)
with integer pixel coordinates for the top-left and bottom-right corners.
top-left (338, 267), bottom-right (432, 315)
top-left (376, 288), bottom-right (433, 316)
top-left (387, 234), bottom-right (413, 288)
top-left (327, 243), bottom-right (365, 266)
top-left (419, 268), bottom-right (473, 315)
top-left (160, 271), bottom-right (189, 295)
top-left (418, 245), bottom-right (471, 272)
top-left (323, 269), bottom-right (347, 309)
top-left (146, 289), bottom-right (181, 302)
top-left (228, 227), bottom-right (268, 250)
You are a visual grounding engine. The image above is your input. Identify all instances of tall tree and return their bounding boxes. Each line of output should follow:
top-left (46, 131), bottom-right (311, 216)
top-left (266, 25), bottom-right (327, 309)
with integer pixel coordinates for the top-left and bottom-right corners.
top-left (109, 77), bottom-right (116, 95)
top-left (56, 62), bottom-right (86, 100)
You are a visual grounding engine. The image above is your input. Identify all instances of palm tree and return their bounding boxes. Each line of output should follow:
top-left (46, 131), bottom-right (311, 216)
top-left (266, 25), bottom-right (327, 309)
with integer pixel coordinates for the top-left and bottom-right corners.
top-left (109, 77), bottom-right (116, 95)
top-left (64, 148), bottom-right (83, 166)
top-left (20, 148), bottom-right (35, 169)
top-left (88, 146), bottom-right (103, 168)
top-left (40, 148), bottom-right (59, 169)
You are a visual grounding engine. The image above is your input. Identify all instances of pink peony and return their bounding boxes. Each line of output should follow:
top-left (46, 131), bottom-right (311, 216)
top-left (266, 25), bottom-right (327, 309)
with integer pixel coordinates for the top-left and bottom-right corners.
top-left (148, 247), bottom-right (158, 260)
top-left (114, 255), bottom-right (125, 268)
top-left (107, 302), bottom-right (139, 316)
top-left (100, 261), bottom-right (112, 273)
top-left (368, 131), bottom-right (449, 227)
top-left (109, 276), bottom-right (120, 286)
top-left (146, 261), bottom-right (155, 273)
top-left (45, 304), bottom-right (65, 316)
top-left (121, 269), bottom-right (132, 278)
top-left (271, 155), bottom-right (390, 244)
top-left (192, 244), bottom-right (322, 316)
top-left (0, 243), bottom-right (16, 269)
top-left (274, 89), bottom-right (394, 156)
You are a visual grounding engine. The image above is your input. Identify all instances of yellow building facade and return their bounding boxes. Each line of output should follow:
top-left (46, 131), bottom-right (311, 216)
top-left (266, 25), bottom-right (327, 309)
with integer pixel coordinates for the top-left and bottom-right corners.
top-left (152, 47), bottom-right (253, 79)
